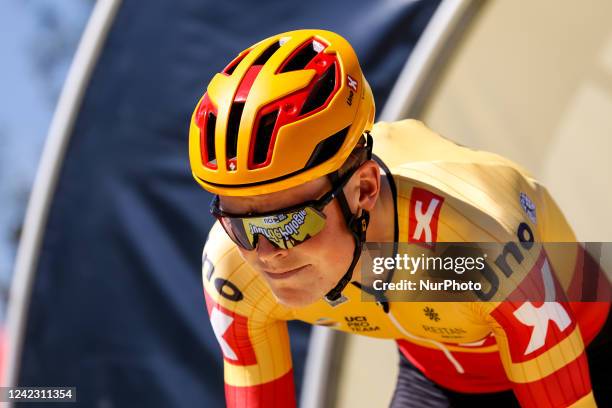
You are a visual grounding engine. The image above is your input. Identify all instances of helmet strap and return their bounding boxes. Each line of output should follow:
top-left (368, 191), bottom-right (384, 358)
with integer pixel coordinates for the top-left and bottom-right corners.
top-left (324, 180), bottom-right (370, 306)
top-left (323, 132), bottom-right (373, 306)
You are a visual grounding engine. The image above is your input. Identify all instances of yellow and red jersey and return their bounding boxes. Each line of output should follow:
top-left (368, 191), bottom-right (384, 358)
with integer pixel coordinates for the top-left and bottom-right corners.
top-left (202, 119), bottom-right (609, 407)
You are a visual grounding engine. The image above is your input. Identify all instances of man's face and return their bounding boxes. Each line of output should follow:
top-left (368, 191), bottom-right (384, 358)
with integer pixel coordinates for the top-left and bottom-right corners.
top-left (219, 177), bottom-right (356, 308)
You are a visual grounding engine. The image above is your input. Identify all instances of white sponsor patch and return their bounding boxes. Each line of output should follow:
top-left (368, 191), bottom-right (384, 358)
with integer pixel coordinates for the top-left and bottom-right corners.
top-left (413, 198), bottom-right (440, 242)
top-left (519, 192), bottom-right (537, 224)
top-left (512, 259), bottom-right (571, 355)
top-left (210, 308), bottom-right (238, 360)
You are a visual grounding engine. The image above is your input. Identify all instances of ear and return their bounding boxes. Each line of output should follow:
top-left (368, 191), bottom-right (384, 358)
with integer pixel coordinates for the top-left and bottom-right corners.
top-left (346, 160), bottom-right (380, 213)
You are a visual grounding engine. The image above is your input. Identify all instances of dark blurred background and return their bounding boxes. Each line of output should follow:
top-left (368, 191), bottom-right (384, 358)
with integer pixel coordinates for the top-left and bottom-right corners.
top-left (0, 0), bottom-right (440, 406)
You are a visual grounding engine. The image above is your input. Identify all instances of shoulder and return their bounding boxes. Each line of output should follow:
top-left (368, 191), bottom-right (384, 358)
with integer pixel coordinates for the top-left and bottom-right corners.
top-left (374, 119), bottom-right (571, 242)
top-left (372, 119), bottom-right (536, 183)
top-left (202, 222), bottom-right (291, 321)
top-left (372, 119), bottom-right (525, 173)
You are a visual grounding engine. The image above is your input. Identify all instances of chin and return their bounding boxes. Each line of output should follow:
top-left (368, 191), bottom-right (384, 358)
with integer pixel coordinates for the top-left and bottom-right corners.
top-left (271, 287), bottom-right (322, 308)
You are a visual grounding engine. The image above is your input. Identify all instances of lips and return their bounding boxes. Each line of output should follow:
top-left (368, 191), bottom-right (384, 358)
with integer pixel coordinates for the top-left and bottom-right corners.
top-left (263, 264), bottom-right (310, 280)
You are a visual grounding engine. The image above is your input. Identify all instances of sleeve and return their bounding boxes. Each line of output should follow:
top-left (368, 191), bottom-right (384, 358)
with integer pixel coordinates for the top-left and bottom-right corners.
top-left (481, 184), bottom-right (596, 407)
top-left (202, 222), bottom-right (296, 408)
top-left (485, 298), bottom-right (595, 407)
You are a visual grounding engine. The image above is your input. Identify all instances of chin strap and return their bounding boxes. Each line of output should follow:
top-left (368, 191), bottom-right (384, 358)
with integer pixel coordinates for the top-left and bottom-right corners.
top-left (324, 133), bottom-right (373, 306)
top-left (324, 192), bottom-right (369, 306)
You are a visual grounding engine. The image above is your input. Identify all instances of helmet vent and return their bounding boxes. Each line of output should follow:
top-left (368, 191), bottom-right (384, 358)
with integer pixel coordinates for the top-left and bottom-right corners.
top-left (279, 41), bottom-right (319, 73)
top-left (253, 41), bottom-right (281, 66)
top-left (252, 110), bottom-right (278, 166)
top-left (205, 112), bottom-right (217, 164)
top-left (223, 51), bottom-right (249, 76)
top-left (226, 102), bottom-right (244, 169)
top-left (300, 62), bottom-right (336, 116)
top-left (304, 125), bottom-right (349, 170)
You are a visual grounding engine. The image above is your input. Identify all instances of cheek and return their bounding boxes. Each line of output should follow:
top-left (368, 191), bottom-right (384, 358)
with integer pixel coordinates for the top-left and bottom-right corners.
top-left (299, 204), bottom-right (354, 270)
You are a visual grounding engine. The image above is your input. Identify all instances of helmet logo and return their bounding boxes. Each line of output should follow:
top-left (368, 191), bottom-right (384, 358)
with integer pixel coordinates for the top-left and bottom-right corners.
top-left (346, 75), bottom-right (358, 106)
top-left (347, 75), bottom-right (358, 92)
top-left (228, 158), bottom-right (237, 171)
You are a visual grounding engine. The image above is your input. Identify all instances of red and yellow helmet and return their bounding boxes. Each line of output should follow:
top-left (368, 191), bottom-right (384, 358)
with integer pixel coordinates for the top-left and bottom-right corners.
top-left (189, 29), bottom-right (375, 196)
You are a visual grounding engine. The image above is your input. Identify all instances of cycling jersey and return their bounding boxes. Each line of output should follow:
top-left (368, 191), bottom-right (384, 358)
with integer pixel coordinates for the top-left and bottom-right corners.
top-left (201, 119), bottom-right (609, 408)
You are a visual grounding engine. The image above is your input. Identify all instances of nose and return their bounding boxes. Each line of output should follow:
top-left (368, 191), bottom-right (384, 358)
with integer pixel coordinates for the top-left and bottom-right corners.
top-left (255, 234), bottom-right (288, 263)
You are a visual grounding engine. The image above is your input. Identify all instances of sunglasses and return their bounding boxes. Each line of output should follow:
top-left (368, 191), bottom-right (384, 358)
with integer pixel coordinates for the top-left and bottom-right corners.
top-left (210, 168), bottom-right (357, 251)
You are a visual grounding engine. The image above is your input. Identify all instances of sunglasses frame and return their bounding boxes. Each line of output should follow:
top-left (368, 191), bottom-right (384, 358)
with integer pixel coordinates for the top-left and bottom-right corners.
top-left (209, 165), bottom-right (360, 249)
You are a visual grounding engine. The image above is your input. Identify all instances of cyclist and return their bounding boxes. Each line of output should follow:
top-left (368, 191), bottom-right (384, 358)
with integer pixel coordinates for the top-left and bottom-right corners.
top-left (188, 29), bottom-right (610, 407)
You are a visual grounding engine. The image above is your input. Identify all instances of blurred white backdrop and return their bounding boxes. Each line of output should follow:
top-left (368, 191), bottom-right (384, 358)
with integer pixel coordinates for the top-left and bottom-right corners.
top-left (0, 0), bottom-right (93, 319)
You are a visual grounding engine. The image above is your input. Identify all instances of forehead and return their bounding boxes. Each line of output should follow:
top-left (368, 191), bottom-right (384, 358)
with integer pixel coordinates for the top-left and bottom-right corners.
top-left (219, 176), bottom-right (330, 214)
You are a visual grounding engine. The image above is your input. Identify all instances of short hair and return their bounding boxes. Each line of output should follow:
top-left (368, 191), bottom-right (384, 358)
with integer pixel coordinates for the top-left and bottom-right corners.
top-left (336, 134), bottom-right (368, 179)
